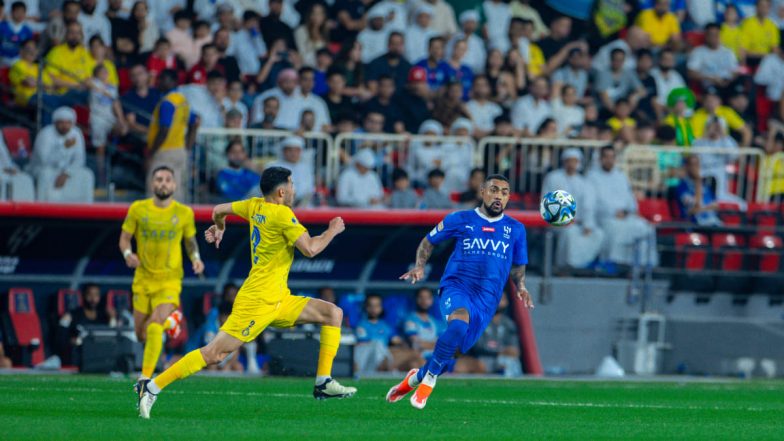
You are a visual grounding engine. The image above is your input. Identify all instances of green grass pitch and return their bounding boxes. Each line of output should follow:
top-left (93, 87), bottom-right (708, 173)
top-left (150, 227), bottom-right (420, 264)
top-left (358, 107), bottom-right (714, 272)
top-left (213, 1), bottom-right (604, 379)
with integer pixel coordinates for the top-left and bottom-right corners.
top-left (1, 374), bottom-right (783, 440)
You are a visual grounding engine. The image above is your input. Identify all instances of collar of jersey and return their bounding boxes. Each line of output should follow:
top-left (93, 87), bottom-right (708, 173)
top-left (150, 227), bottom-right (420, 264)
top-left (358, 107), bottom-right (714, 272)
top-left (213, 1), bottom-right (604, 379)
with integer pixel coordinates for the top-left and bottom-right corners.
top-left (474, 207), bottom-right (504, 223)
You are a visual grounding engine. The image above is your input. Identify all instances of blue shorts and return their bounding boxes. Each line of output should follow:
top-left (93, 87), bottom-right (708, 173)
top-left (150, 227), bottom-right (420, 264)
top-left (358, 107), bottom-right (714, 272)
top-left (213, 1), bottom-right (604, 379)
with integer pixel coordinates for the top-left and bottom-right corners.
top-left (438, 287), bottom-right (496, 354)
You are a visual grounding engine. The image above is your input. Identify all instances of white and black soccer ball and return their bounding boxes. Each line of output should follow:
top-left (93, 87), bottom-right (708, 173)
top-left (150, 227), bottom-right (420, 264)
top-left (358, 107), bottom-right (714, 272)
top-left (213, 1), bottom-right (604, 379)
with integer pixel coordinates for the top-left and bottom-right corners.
top-left (539, 190), bottom-right (576, 227)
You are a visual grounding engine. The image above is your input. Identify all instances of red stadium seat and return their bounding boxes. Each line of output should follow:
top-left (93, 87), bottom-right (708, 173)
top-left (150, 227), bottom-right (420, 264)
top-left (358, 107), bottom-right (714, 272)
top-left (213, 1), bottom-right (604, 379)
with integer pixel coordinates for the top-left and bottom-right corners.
top-left (56, 289), bottom-right (82, 317)
top-left (0, 67), bottom-right (10, 103)
top-left (755, 86), bottom-right (773, 133)
top-left (2, 126), bottom-right (32, 159)
top-left (749, 234), bottom-right (784, 294)
top-left (106, 289), bottom-right (131, 313)
top-left (4, 288), bottom-right (45, 366)
top-left (672, 233), bottom-right (713, 292)
top-left (638, 199), bottom-right (672, 224)
top-left (711, 233), bottom-right (747, 293)
top-left (717, 209), bottom-right (745, 227)
top-left (748, 203), bottom-right (781, 230)
top-left (202, 292), bottom-right (216, 316)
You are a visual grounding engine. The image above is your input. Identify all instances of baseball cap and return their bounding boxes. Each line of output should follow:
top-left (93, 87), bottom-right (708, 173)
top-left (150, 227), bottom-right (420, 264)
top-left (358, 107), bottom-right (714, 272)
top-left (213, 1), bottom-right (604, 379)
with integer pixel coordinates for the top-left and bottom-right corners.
top-left (408, 66), bottom-right (427, 83)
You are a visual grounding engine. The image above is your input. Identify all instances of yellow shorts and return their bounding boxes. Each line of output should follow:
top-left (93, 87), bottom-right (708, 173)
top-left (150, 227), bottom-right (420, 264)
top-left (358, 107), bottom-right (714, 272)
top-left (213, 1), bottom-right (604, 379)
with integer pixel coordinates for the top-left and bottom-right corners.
top-left (220, 295), bottom-right (310, 343)
top-left (132, 277), bottom-right (181, 315)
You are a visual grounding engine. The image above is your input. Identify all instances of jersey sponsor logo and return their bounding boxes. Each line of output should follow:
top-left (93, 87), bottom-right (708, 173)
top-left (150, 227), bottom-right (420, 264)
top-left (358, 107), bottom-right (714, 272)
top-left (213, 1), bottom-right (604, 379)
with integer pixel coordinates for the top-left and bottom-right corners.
top-left (241, 320), bottom-right (256, 337)
top-left (482, 227), bottom-right (495, 232)
top-left (140, 228), bottom-right (176, 240)
top-left (465, 225), bottom-right (475, 231)
top-left (462, 237), bottom-right (510, 258)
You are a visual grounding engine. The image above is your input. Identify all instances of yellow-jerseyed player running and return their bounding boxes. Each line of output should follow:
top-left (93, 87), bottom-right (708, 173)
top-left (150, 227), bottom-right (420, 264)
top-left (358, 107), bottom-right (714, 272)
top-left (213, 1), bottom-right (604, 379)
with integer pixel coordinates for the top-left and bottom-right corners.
top-left (120, 166), bottom-right (205, 405)
top-left (137, 166), bottom-right (356, 419)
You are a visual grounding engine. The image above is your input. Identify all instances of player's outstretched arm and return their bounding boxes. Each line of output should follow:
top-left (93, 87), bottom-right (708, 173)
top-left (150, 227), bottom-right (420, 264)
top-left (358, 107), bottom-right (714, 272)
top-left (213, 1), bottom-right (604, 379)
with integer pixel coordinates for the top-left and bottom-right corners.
top-left (294, 217), bottom-right (345, 258)
top-left (118, 230), bottom-right (140, 268)
top-left (205, 203), bottom-right (234, 249)
top-left (511, 265), bottom-right (534, 309)
top-left (399, 237), bottom-right (433, 284)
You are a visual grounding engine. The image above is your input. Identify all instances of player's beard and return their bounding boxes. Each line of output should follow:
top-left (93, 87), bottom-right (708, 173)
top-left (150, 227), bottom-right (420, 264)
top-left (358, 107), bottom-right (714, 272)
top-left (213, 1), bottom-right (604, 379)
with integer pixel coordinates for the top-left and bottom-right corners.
top-left (483, 201), bottom-right (504, 217)
top-left (154, 187), bottom-right (173, 201)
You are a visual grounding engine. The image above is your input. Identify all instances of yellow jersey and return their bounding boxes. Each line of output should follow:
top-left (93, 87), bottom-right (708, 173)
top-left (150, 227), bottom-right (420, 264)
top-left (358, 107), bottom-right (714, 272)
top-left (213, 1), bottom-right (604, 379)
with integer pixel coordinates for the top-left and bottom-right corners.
top-left (740, 17), bottom-right (780, 56)
top-left (101, 59), bottom-right (119, 87)
top-left (527, 43), bottom-right (546, 77)
top-left (44, 43), bottom-right (95, 93)
top-left (635, 9), bottom-right (680, 47)
top-left (690, 106), bottom-right (745, 139)
top-left (720, 24), bottom-right (743, 59)
top-left (763, 155), bottom-right (784, 197)
top-left (147, 91), bottom-right (194, 151)
top-left (608, 116), bottom-right (637, 134)
top-left (232, 198), bottom-right (307, 305)
top-left (9, 59), bottom-right (53, 107)
top-left (121, 198), bottom-right (196, 281)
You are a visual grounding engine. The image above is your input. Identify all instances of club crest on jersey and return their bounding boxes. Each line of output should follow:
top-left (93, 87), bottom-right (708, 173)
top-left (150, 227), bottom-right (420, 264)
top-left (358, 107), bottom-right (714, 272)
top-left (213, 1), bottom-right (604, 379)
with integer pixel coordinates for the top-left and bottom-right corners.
top-left (482, 227), bottom-right (495, 232)
top-left (171, 215), bottom-right (178, 225)
top-left (504, 226), bottom-right (511, 239)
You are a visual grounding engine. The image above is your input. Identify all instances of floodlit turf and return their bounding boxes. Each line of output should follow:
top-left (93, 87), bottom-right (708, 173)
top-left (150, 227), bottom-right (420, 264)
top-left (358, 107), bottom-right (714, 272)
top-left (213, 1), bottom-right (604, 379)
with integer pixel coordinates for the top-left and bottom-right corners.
top-left (1, 375), bottom-right (783, 440)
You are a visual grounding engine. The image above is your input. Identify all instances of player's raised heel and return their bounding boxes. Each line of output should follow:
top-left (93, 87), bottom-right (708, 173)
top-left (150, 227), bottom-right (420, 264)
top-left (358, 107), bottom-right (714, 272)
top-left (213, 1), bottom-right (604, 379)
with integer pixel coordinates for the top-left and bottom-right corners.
top-left (137, 382), bottom-right (157, 419)
top-left (410, 383), bottom-right (433, 410)
top-left (165, 310), bottom-right (183, 340)
top-left (134, 379), bottom-right (149, 410)
top-left (313, 378), bottom-right (357, 400)
top-left (386, 369), bottom-right (418, 403)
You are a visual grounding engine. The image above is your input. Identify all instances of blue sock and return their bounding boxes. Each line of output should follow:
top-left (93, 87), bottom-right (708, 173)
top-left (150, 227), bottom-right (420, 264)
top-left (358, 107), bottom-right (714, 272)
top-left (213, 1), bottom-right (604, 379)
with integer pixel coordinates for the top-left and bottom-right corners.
top-left (416, 319), bottom-right (469, 382)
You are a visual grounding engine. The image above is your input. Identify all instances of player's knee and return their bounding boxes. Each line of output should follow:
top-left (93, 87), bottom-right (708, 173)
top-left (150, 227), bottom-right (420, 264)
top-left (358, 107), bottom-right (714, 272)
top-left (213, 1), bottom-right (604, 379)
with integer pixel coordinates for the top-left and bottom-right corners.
top-left (449, 308), bottom-right (470, 324)
top-left (326, 304), bottom-right (343, 327)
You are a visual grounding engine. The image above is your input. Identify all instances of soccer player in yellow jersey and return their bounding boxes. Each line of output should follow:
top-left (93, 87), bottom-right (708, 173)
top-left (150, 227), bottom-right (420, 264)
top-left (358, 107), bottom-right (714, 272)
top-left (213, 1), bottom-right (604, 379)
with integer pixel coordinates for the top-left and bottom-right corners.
top-left (120, 166), bottom-right (204, 406)
top-left (137, 167), bottom-right (356, 418)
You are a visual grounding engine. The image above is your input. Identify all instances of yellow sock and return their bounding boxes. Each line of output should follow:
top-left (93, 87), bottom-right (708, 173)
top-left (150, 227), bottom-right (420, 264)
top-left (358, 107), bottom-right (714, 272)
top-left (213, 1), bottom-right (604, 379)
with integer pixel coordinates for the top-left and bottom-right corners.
top-left (141, 322), bottom-right (164, 378)
top-left (317, 325), bottom-right (341, 378)
top-left (153, 349), bottom-right (207, 390)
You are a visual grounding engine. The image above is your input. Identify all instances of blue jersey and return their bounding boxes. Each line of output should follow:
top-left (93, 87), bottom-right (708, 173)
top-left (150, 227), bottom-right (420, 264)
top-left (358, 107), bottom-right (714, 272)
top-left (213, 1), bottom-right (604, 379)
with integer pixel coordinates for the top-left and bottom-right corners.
top-left (427, 208), bottom-right (527, 312)
top-left (355, 318), bottom-right (394, 345)
top-left (403, 312), bottom-right (444, 343)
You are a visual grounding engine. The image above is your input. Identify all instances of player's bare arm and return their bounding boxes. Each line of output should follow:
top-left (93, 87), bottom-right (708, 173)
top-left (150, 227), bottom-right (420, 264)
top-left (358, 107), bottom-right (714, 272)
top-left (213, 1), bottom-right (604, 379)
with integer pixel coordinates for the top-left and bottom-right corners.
top-left (400, 237), bottom-right (433, 284)
top-left (511, 265), bottom-right (534, 309)
top-left (184, 235), bottom-right (205, 275)
top-left (205, 202), bottom-right (234, 248)
top-left (294, 217), bottom-right (345, 258)
top-left (119, 230), bottom-right (140, 268)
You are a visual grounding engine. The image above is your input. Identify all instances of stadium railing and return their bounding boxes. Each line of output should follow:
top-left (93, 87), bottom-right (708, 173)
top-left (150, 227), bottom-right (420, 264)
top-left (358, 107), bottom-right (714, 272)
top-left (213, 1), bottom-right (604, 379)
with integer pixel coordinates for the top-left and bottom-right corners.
top-left (478, 137), bottom-right (608, 195)
top-left (195, 128), bottom-right (337, 203)
top-left (333, 132), bottom-right (480, 188)
top-left (621, 144), bottom-right (766, 203)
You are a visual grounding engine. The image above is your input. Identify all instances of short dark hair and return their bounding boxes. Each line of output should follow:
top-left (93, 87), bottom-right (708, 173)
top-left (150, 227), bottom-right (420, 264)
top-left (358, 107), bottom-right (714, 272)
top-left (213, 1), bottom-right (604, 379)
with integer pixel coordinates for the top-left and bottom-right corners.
top-left (388, 31), bottom-right (403, 43)
top-left (655, 125), bottom-right (676, 142)
top-left (81, 282), bottom-right (100, 294)
top-left (428, 36), bottom-right (445, 48)
top-left (11, 1), bottom-right (25, 11)
top-left (485, 174), bottom-right (509, 184)
top-left (88, 35), bottom-right (105, 47)
top-left (152, 165), bottom-right (175, 177)
top-left (158, 69), bottom-right (179, 84)
top-left (202, 43), bottom-right (217, 53)
top-left (601, 145), bottom-right (615, 156)
top-left (427, 168), bottom-right (445, 179)
top-left (316, 47), bottom-right (333, 58)
top-left (704, 22), bottom-right (720, 32)
top-left (173, 9), bottom-right (191, 22)
top-left (610, 48), bottom-right (626, 58)
top-left (469, 167), bottom-right (485, 178)
top-left (299, 66), bottom-right (315, 76)
top-left (260, 166), bottom-right (292, 196)
top-left (263, 95), bottom-right (279, 105)
top-left (225, 140), bottom-right (244, 154)
top-left (364, 293), bottom-right (383, 309)
top-left (392, 167), bottom-right (409, 182)
top-left (206, 70), bottom-right (224, 81)
top-left (493, 114), bottom-right (511, 125)
top-left (378, 74), bottom-right (394, 83)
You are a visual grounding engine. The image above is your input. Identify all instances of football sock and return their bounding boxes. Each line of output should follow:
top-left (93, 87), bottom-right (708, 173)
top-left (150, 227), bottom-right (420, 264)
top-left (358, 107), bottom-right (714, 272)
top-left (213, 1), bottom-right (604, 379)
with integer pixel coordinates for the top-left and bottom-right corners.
top-left (416, 319), bottom-right (469, 383)
top-left (141, 322), bottom-right (164, 378)
top-left (152, 349), bottom-right (207, 391)
top-left (316, 325), bottom-right (341, 384)
top-left (244, 341), bottom-right (259, 372)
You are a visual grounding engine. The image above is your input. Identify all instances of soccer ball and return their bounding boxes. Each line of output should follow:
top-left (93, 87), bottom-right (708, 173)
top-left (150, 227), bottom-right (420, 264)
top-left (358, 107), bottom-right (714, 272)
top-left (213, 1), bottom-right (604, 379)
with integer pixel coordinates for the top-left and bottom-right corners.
top-left (539, 190), bottom-right (576, 226)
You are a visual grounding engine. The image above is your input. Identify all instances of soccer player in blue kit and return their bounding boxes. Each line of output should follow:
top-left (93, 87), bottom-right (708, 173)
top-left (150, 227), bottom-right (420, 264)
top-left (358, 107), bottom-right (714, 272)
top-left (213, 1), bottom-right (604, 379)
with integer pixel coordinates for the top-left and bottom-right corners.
top-left (386, 174), bottom-right (534, 409)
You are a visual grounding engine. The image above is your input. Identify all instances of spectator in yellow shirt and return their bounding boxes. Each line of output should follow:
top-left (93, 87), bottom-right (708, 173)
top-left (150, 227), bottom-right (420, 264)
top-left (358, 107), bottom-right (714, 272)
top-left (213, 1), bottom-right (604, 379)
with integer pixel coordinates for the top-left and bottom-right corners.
top-left (740, 0), bottom-right (780, 66)
top-left (720, 5), bottom-right (744, 60)
top-left (44, 22), bottom-right (95, 94)
top-left (690, 88), bottom-right (752, 146)
top-left (607, 98), bottom-right (637, 142)
top-left (635, 0), bottom-right (682, 49)
top-left (9, 40), bottom-right (53, 107)
top-left (88, 36), bottom-right (119, 87)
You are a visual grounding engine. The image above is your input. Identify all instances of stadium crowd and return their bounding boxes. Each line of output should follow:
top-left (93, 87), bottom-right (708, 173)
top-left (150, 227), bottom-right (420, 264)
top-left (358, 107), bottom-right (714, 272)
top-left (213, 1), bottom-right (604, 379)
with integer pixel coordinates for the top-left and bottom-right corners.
top-left (0, 0), bottom-right (783, 204)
